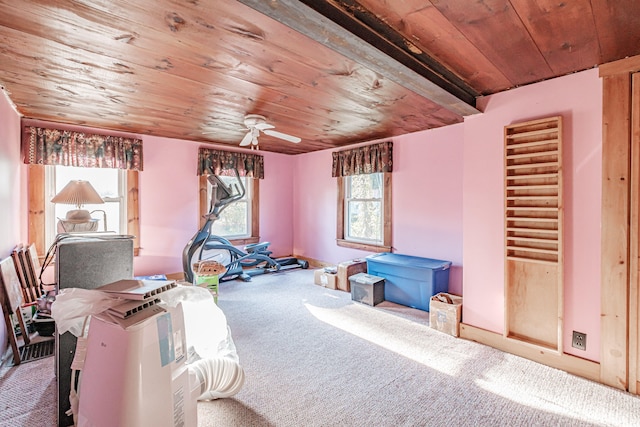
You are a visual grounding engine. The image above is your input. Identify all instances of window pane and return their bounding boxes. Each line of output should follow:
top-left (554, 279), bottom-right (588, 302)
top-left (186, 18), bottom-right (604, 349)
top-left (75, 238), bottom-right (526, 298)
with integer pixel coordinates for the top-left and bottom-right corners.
top-left (209, 175), bottom-right (251, 238)
top-left (56, 166), bottom-right (119, 198)
top-left (348, 174), bottom-right (382, 199)
top-left (54, 166), bottom-right (121, 233)
top-left (347, 200), bottom-right (382, 242)
top-left (345, 172), bottom-right (383, 244)
top-left (212, 201), bottom-right (248, 236)
top-left (85, 202), bottom-right (120, 233)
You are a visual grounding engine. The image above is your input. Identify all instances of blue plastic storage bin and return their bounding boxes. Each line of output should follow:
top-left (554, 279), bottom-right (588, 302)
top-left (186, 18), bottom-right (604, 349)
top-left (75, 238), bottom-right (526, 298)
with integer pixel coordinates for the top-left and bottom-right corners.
top-left (366, 253), bottom-right (451, 311)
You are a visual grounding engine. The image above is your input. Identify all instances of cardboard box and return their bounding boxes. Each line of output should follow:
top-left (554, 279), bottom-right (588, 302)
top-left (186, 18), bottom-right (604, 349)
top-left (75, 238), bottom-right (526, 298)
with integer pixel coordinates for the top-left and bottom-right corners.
top-left (337, 259), bottom-right (367, 292)
top-left (313, 269), bottom-right (323, 285)
top-left (429, 293), bottom-right (462, 337)
top-left (314, 269), bottom-right (338, 289)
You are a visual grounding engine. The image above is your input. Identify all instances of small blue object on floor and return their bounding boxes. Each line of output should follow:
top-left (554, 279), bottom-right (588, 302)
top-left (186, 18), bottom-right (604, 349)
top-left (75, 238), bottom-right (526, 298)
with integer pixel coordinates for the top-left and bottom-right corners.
top-left (134, 274), bottom-right (168, 281)
top-left (349, 273), bottom-right (385, 306)
top-left (366, 253), bottom-right (451, 311)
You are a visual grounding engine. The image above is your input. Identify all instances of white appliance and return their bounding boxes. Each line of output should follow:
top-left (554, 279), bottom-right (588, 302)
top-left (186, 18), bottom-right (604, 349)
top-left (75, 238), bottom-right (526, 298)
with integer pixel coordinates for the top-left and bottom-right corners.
top-left (77, 304), bottom-right (197, 427)
top-left (69, 284), bottom-right (245, 427)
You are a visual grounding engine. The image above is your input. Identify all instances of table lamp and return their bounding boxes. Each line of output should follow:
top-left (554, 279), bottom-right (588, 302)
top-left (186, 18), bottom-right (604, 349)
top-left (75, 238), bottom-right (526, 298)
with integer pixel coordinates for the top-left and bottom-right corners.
top-left (51, 180), bottom-right (104, 231)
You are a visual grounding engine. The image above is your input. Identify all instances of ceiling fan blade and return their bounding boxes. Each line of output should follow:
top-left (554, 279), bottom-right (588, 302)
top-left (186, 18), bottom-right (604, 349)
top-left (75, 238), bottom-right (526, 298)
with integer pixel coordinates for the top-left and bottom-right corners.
top-left (239, 130), bottom-right (253, 146)
top-left (263, 129), bottom-right (301, 143)
top-left (255, 123), bottom-right (275, 130)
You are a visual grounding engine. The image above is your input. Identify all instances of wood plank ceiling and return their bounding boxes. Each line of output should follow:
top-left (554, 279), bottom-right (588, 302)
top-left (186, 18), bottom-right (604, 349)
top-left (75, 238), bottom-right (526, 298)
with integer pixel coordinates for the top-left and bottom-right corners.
top-left (1, 0), bottom-right (639, 155)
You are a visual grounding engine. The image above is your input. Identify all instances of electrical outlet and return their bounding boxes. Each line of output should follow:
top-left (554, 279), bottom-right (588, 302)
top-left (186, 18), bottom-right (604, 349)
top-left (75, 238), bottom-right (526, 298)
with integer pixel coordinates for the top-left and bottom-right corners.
top-left (572, 331), bottom-right (586, 351)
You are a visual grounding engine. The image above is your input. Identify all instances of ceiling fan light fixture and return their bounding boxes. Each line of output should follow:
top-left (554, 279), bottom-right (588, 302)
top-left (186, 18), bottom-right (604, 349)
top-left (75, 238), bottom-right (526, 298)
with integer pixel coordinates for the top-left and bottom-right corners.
top-left (238, 114), bottom-right (301, 148)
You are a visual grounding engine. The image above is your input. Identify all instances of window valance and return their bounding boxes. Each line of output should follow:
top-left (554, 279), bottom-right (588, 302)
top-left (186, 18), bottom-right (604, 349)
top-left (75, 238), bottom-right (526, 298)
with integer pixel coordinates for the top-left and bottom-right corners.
top-left (22, 126), bottom-right (143, 171)
top-left (332, 141), bottom-right (393, 177)
top-left (198, 148), bottom-right (264, 179)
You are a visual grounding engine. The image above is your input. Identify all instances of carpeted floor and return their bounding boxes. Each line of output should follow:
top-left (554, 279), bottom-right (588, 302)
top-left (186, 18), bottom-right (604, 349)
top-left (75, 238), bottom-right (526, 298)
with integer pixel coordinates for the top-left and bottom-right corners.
top-left (3, 268), bottom-right (640, 426)
top-left (198, 269), bottom-right (640, 427)
top-left (0, 351), bottom-right (56, 426)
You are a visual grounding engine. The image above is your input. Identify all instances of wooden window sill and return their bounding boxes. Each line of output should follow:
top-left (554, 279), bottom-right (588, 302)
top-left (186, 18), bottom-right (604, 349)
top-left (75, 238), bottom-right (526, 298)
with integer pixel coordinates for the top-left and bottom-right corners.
top-left (336, 239), bottom-right (391, 253)
top-left (228, 237), bottom-right (260, 246)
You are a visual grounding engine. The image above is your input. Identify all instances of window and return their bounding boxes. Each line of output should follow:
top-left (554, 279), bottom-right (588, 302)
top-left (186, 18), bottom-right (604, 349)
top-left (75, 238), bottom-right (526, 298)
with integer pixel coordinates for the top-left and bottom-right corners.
top-left (45, 165), bottom-right (127, 249)
top-left (209, 175), bottom-right (252, 239)
top-left (337, 172), bottom-right (392, 252)
top-left (345, 173), bottom-right (383, 244)
top-left (28, 165), bottom-right (140, 257)
top-left (199, 175), bottom-right (260, 245)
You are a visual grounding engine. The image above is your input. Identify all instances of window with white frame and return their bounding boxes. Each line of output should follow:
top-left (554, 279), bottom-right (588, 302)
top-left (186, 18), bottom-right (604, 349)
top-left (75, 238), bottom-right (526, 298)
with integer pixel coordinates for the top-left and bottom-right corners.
top-left (45, 165), bottom-right (127, 248)
top-left (208, 175), bottom-right (252, 239)
top-left (344, 172), bottom-right (384, 245)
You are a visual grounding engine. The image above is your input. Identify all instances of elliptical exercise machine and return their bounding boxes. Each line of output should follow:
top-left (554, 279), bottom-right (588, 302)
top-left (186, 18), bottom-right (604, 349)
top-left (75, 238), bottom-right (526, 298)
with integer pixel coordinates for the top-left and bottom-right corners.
top-left (182, 168), bottom-right (308, 283)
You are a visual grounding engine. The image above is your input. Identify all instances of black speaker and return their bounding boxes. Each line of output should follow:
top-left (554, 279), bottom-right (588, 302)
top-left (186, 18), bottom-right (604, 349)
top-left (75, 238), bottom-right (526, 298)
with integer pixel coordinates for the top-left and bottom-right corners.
top-left (54, 235), bottom-right (134, 427)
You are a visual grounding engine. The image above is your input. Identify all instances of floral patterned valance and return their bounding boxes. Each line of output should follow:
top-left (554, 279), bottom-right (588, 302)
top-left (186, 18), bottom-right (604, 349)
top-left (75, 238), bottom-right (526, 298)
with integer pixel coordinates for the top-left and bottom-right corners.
top-left (22, 126), bottom-right (143, 171)
top-left (332, 141), bottom-right (393, 177)
top-left (197, 148), bottom-right (264, 179)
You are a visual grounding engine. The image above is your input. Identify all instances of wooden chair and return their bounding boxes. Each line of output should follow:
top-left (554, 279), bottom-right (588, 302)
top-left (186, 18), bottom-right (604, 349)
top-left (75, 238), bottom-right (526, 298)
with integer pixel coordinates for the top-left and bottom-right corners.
top-left (11, 244), bottom-right (32, 304)
top-left (0, 256), bottom-right (32, 365)
top-left (11, 243), bottom-right (44, 305)
top-left (9, 244), bottom-right (57, 342)
top-left (23, 242), bottom-right (56, 296)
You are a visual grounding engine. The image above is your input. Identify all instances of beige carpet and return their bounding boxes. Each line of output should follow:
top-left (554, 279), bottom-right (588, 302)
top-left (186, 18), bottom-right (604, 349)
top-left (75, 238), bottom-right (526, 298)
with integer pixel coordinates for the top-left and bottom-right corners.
top-left (197, 269), bottom-right (640, 426)
top-left (3, 268), bottom-right (640, 426)
top-left (0, 353), bottom-right (56, 426)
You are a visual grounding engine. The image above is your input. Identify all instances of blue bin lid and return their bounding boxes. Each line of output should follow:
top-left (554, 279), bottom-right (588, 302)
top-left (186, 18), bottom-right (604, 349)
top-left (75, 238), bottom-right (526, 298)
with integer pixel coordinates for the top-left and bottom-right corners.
top-left (366, 253), bottom-right (451, 270)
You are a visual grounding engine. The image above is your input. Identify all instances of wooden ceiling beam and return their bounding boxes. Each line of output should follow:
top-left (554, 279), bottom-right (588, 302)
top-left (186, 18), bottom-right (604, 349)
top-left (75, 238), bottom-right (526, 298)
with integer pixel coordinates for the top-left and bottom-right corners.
top-left (301, 0), bottom-right (479, 102)
top-left (235, 0), bottom-right (481, 117)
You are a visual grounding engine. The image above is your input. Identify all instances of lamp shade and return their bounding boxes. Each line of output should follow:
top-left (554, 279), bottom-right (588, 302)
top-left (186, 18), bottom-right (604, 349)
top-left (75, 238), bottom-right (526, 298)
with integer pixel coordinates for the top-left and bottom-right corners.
top-left (51, 180), bottom-right (104, 208)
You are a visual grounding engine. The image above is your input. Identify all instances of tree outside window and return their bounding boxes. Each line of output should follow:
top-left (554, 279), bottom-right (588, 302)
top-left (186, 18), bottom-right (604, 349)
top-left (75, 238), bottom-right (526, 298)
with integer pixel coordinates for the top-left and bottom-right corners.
top-left (337, 172), bottom-right (391, 253)
top-left (209, 175), bottom-right (251, 238)
top-left (345, 173), bottom-right (383, 244)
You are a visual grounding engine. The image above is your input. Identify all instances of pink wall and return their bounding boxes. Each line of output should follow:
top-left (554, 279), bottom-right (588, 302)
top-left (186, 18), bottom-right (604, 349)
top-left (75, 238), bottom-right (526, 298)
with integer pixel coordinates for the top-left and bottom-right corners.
top-left (463, 68), bottom-right (603, 360)
top-left (0, 67), bottom-right (605, 363)
top-left (0, 92), bottom-right (22, 253)
top-left (134, 136), bottom-right (295, 276)
top-left (258, 151), bottom-right (295, 257)
top-left (392, 125), bottom-right (464, 295)
top-left (0, 89), bottom-right (23, 357)
top-left (292, 126), bottom-right (465, 295)
top-left (133, 136), bottom-right (201, 276)
top-left (293, 149), bottom-right (347, 261)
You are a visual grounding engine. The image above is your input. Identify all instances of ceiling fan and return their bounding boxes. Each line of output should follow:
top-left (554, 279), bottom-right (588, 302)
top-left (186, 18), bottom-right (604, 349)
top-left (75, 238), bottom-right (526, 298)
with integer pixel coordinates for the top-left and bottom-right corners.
top-left (239, 114), bottom-right (301, 149)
